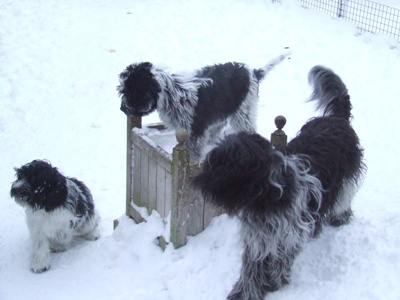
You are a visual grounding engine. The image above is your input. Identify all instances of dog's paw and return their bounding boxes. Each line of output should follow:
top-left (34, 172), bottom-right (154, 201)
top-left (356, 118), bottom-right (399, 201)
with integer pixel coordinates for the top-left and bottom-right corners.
top-left (227, 290), bottom-right (243, 300)
top-left (83, 230), bottom-right (100, 241)
top-left (30, 254), bottom-right (51, 274)
top-left (329, 209), bottom-right (353, 227)
top-left (31, 265), bottom-right (50, 273)
top-left (50, 246), bottom-right (67, 253)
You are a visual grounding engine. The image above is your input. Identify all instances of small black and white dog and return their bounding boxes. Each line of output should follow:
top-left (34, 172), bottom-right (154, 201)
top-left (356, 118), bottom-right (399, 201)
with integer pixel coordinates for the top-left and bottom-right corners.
top-left (117, 50), bottom-right (291, 160)
top-left (10, 160), bottom-right (100, 273)
top-left (193, 66), bottom-right (366, 299)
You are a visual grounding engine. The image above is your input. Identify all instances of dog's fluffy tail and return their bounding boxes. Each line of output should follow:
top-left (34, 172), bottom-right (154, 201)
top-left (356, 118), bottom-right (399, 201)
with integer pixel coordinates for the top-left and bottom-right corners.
top-left (308, 65), bottom-right (352, 121)
top-left (193, 132), bottom-right (290, 215)
top-left (254, 48), bottom-right (292, 81)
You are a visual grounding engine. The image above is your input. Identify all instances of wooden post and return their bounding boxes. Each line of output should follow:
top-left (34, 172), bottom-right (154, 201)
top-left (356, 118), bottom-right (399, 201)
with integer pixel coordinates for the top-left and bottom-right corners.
top-left (271, 115), bottom-right (287, 151)
top-left (170, 128), bottom-right (190, 248)
top-left (126, 116), bottom-right (142, 216)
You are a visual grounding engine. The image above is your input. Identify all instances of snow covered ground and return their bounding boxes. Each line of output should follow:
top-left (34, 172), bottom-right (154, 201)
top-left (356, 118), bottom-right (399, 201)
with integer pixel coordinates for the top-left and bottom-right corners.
top-left (1, 0), bottom-right (399, 299)
top-left (374, 0), bottom-right (400, 9)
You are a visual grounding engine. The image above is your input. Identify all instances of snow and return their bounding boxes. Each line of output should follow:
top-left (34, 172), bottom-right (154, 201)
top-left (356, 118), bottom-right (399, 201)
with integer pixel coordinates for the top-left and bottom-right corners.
top-left (1, 0), bottom-right (399, 299)
top-left (374, 0), bottom-right (400, 9)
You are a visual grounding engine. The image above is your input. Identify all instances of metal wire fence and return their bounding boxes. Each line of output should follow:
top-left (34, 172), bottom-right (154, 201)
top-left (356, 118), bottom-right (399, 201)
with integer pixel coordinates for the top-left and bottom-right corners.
top-left (275, 0), bottom-right (400, 42)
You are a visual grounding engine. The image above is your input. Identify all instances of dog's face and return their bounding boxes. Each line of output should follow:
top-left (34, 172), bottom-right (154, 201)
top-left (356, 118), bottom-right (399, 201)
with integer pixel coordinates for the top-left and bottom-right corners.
top-left (10, 160), bottom-right (68, 211)
top-left (117, 62), bottom-right (161, 117)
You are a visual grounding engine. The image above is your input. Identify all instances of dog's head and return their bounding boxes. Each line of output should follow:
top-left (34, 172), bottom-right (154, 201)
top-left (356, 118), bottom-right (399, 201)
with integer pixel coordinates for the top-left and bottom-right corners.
top-left (10, 160), bottom-right (68, 211)
top-left (193, 132), bottom-right (286, 215)
top-left (117, 62), bottom-right (161, 117)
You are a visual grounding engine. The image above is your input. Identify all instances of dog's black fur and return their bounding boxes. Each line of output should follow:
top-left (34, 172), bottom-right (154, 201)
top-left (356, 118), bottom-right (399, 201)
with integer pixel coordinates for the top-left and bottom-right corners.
top-left (193, 66), bottom-right (366, 300)
top-left (117, 51), bottom-right (291, 160)
top-left (10, 160), bottom-right (100, 273)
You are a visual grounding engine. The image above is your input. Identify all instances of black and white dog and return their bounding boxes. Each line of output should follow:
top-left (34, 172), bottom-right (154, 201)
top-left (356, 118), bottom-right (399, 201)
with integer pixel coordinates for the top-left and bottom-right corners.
top-left (10, 160), bottom-right (100, 273)
top-left (117, 50), bottom-right (291, 160)
top-left (193, 66), bottom-right (366, 299)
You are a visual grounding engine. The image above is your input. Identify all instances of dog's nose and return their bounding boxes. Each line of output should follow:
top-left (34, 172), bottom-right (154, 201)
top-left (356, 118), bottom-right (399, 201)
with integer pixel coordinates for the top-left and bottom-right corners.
top-left (10, 185), bottom-right (18, 197)
top-left (120, 105), bottom-right (130, 115)
top-left (120, 104), bottom-right (136, 117)
top-left (10, 182), bottom-right (29, 199)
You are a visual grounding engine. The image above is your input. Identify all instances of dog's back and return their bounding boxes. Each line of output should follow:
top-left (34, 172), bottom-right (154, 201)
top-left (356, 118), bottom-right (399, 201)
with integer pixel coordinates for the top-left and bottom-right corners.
top-left (287, 66), bottom-right (365, 216)
top-left (194, 62), bottom-right (252, 123)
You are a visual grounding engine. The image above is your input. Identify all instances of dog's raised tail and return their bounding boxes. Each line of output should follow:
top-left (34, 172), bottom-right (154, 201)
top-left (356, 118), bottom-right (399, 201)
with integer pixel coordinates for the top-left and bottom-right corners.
top-left (308, 65), bottom-right (352, 121)
top-left (254, 48), bottom-right (292, 81)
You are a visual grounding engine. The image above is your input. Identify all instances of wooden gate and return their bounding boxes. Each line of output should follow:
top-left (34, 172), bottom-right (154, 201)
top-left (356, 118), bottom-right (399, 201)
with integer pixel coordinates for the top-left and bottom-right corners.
top-left (124, 116), bottom-right (223, 248)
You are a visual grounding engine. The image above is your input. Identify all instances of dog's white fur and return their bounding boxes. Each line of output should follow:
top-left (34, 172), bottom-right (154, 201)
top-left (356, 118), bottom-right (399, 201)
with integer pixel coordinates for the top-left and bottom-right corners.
top-left (11, 160), bottom-right (100, 273)
top-left (23, 179), bottom-right (100, 273)
top-left (118, 50), bottom-right (292, 160)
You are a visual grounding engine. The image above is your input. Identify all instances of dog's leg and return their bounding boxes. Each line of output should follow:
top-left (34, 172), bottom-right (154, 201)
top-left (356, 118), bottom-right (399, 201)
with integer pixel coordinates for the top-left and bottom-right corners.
top-left (48, 228), bottom-right (74, 253)
top-left (328, 180), bottom-right (356, 227)
top-left (187, 121), bottom-right (228, 160)
top-left (229, 107), bottom-right (257, 133)
top-left (79, 211), bottom-right (101, 241)
top-left (206, 120), bottom-right (228, 145)
top-left (49, 239), bottom-right (69, 253)
top-left (329, 210), bottom-right (353, 227)
top-left (228, 220), bottom-right (300, 300)
top-left (83, 226), bottom-right (101, 241)
top-left (228, 245), bottom-right (296, 300)
top-left (186, 134), bottom-right (207, 161)
top-left (229, 81), bottom-right (258, 134)
top-left (227, 211), bottom-right (311, 300)
top-left (30, 233), bottom-right (51, 273)
top-left (27, 212), bottom-right (53, 273)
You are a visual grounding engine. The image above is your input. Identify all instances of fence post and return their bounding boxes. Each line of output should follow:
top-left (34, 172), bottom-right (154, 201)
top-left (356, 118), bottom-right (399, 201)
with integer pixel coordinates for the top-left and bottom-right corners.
top-left (337, 0), bottom-right (347, 18)
top-left (170, 128), bottom-right (190, 248)
top-left (271, 115), bottom-right (287, 151)
top-left (126, 116), bottom-right (142, 216)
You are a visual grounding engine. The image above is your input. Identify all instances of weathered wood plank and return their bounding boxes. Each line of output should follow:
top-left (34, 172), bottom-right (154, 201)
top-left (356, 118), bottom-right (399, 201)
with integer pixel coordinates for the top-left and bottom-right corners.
top-left (126, 141), bottom-right (134, 216)
top-left (140, 151), bottom-right (149, 211)
top-left (128, 204), bottom-right (146, 224)
top-left (148, 158), bottom-right (158, 213)
top-left (186, 186), bottom-right (204, 236)
top-left (146, 122), bottom-right (167, 131)
top-left (131, 130), bottom-right (172, 172)
top-left (156, 164), bottom-right (166, 218)
top-left (164, 172), bottom-right (172, 220)
top-left (133, 146), bottom-right (142, 208)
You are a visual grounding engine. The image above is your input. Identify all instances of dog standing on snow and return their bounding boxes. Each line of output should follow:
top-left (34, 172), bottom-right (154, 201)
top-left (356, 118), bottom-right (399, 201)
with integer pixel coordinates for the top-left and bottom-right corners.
top-left (193, 66), bottom-right (366, 299)
top-left (10, 160), bottom-right (100, 273)
top-left (117, 50), bottom-right (291, 160)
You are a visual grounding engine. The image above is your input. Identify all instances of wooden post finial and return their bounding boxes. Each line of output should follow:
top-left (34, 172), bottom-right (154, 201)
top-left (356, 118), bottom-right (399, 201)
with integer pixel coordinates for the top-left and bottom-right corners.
top-left (271, 115), bottom-right (287, 151)
top-left (275, 115), bottom-right (286, 130)
top-left (175, 128), bottom-right (188, 147)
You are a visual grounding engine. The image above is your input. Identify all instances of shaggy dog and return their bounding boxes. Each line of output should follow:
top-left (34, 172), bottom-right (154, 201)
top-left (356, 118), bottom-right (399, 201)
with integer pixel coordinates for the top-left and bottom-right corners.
top-left (117, 50), bottom-right (291, 160)
top-left (10, 160), bottom-right (100, 273)
top-left (193, 66), bottom-right (366, 299)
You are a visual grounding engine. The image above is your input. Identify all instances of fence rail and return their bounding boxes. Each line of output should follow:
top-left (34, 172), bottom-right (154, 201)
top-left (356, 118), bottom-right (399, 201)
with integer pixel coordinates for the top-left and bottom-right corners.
top-left (277, 0), bottom-right (400, 42)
